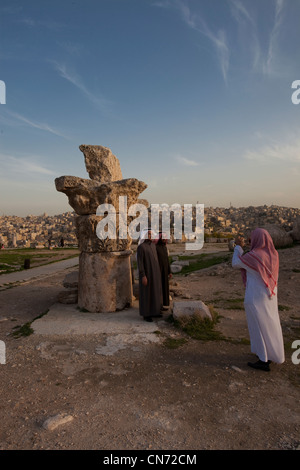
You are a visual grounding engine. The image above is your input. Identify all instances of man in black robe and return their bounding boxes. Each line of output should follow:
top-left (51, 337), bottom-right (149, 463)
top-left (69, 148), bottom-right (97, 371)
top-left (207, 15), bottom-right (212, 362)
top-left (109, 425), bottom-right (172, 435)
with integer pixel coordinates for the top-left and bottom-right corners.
top-left (155, 232), bottom-right (172, 310)
top-left (137, 229), bottom-right (162, 322)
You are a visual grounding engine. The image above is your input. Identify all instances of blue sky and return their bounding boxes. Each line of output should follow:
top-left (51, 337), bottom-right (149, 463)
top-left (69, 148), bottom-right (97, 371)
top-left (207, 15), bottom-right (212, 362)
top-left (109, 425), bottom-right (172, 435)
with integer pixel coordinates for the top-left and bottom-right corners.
top-left (0, 0), bottom-right (299, 216)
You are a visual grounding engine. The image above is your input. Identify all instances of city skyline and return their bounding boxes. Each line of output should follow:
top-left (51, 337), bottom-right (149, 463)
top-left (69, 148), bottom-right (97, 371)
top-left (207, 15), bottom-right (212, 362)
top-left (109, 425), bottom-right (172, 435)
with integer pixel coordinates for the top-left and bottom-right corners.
top-left (1, 204), bottom-right (299, 250)
top-left (1, 0), bottom-right (300, 217)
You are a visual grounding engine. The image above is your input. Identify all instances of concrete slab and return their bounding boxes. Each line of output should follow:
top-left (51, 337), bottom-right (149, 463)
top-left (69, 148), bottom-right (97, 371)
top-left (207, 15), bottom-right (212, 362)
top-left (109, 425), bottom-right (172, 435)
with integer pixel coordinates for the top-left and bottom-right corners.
top-left (31, 300), bottom-right (163, 336)
top-left (31, 300), bottom-right (167, 355)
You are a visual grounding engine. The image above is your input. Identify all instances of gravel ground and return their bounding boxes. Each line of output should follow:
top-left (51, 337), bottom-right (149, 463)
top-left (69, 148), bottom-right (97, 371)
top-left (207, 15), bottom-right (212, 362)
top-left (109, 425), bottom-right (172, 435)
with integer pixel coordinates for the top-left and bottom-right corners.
top-left (0, 244), bottom-right (299, 451)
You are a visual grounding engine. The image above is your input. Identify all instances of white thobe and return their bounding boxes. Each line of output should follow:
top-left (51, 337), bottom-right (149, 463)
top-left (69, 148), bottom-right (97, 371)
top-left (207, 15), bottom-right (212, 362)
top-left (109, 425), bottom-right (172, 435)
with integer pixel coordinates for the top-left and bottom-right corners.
top-left (232, 245), bottom-right (285, 364)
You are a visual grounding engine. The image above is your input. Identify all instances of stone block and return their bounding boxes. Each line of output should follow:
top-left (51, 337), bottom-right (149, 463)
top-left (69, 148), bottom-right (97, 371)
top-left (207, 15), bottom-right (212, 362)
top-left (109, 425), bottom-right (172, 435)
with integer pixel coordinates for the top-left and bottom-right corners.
top-left (58, 289), bottom-right (78, 304)
top-left (173, 300), bottom-right (212, 321)
top-left (63, 271), bottom-right (78, 288)
top-left (171, 264), bottom-right (182, 273)
top-left (42, 413), bottom-right (74, 431)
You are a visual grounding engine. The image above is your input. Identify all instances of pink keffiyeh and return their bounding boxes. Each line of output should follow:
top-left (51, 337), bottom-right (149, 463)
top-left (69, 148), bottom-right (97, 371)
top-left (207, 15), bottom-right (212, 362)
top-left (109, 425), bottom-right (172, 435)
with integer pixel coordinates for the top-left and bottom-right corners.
top-left (239, 228), bottom-right (279, 296)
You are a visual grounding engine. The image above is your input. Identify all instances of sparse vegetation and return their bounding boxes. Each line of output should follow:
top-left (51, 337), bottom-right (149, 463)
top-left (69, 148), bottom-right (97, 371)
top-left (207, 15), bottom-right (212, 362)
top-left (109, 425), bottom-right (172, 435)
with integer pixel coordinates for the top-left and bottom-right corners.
top-left (165, 306), bottom-right (250, 345)
top-left (0, 248), bottom-right (78, 275)
top-left (172, 252), bottom-right (231, 275)
top-left (11, 322), bottom-right (34, 338)
top-left (167, 306), bottom-right (226, 342)
top-left (279, 305), bottom-right (291, 311)
top-left (211, 297), bottom-right (244, 310)
top-left (163, 337), bottom-right (188, 349)
top-left (10, 309), bottom-right (49, 338)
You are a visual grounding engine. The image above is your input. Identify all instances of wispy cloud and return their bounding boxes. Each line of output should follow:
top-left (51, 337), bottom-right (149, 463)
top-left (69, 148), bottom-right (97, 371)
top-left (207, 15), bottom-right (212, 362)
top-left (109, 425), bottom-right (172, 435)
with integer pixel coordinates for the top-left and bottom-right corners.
top-left (244, 137), bottom-right (300, 164)
top-left (2, 109), bottom-right (68, 139)
top-left (51, 61), bottom-right (113, 112)
top-left (0, 153), bottom-right (56, 177)
top-left (178, 0), bottom-right (230, 84)
top-left (229, 0), bottom-right (261, 71)
top-left (154, 0), bottom-right (230, 84)
top-left (230, 0), bottom-right (287, 76)
top-left (176, 155), bottom-right (199, 166)
top-left (58, 41), bottom-right (85, 57)
top-left (264, 0), bottom-right (286, 75)
top-left (229, 0), bottom-right (255, 26)
top-left (0, 6), bottom-right (22, 15)
top-left (17, 16), bottom-right (66, 30)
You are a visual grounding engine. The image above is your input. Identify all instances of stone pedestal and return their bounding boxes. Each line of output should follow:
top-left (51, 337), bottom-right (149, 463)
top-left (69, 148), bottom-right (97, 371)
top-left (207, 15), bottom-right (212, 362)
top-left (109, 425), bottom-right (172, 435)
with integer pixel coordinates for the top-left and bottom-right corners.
top-left (78, 250), bottom-right (133, 313)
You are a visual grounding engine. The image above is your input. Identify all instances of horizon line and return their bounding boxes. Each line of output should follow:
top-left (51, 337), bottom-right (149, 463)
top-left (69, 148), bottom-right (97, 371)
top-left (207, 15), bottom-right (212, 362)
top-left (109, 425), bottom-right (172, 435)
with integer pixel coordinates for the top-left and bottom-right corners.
top-left (1, 203), bottom-right (300, 218)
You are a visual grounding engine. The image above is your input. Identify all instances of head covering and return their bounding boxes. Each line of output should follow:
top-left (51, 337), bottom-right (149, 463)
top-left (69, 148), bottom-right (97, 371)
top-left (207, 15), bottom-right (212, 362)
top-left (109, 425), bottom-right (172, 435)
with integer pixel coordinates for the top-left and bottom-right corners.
top-left (138, 228), bottom-right (153, 245)
top-left (239, 228), bottom-right (279, 297)
top-left (154, 231), bottom-right (168, 245)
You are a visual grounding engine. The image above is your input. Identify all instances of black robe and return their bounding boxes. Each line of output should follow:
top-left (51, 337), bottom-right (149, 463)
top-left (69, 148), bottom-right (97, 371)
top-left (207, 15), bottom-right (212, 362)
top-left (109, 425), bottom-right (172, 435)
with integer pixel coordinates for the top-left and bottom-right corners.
top-left (137, 240), bottom-right (162, 318)
top-left (156, 242), bottom-right (171, 306)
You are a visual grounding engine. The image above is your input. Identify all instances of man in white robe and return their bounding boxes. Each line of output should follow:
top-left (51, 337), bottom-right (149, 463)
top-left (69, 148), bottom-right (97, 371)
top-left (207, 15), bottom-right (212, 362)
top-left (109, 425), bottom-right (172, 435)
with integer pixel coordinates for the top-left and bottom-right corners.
top-left (232, 228), bottom-right (285, 372)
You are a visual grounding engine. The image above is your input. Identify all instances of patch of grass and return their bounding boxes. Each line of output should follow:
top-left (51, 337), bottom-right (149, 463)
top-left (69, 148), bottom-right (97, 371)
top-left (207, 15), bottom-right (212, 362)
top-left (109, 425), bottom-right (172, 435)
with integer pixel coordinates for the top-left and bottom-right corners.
top-left (237, 337), bottom-right (251, 345)
top-left (163, 337), bottom-right (188, 349)
top-left (10, 309), bottom-right (49, 338)
top-left (174, 253), bottom-right (231, 275)
top-left (279, 305), bottom-right (291, 311)
top-left (170, 306), bottom-right (226, 342)
top-left (166, 308), bottom-right (250, 345)
top-left (0, 252), bottom-right (50, 272)
top-left (11, 322), bottom-right (34, 338)
top-left (209, 297), bottom-right (244, 310)
top-left (0, 249), bottom-right (79, 275)
top-left (176, 316), bottom-right (224, 341)
top-left (223, 298), bottom-right (244, 310)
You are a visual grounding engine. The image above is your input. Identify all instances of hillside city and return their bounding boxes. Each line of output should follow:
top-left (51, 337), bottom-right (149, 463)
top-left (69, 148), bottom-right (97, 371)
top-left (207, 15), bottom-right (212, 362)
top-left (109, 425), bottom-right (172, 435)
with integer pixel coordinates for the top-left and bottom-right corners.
top-left (0, 205), bottom-right (299, 249)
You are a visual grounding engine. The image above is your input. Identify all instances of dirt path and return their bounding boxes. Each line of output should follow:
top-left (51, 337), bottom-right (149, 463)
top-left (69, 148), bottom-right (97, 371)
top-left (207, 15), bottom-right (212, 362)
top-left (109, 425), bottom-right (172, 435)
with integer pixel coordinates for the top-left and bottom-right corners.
top-left (0, 246), bottom-right (299, 450)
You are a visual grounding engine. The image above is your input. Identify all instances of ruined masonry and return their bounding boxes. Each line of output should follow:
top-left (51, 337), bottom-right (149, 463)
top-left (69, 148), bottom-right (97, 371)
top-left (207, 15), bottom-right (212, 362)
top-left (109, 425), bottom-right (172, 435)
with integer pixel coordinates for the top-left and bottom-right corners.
top-left (55, 145), bottom-right (147, 313)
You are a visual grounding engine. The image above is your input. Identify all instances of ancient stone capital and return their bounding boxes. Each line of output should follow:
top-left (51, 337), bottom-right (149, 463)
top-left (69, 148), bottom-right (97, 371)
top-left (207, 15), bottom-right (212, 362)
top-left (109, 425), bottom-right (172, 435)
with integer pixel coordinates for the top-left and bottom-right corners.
top-left (55, 175), bottom-right (147, 215)
top-left (79, 144), bottom-right (123, 183)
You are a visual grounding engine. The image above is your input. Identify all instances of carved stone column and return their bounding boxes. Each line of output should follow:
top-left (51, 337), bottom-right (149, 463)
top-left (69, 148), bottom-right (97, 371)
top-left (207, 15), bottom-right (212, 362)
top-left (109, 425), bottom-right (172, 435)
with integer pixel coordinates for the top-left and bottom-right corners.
top-left (78, 250), bottom-right (133, 313)
top-left (55, 145), bottom-right (147, 313)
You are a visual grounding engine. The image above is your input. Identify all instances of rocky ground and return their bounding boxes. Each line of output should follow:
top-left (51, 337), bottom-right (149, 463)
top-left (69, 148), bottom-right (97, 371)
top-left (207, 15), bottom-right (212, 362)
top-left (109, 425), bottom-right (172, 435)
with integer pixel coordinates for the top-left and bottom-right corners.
top-left (0, 243), bottom-right (299, 451)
